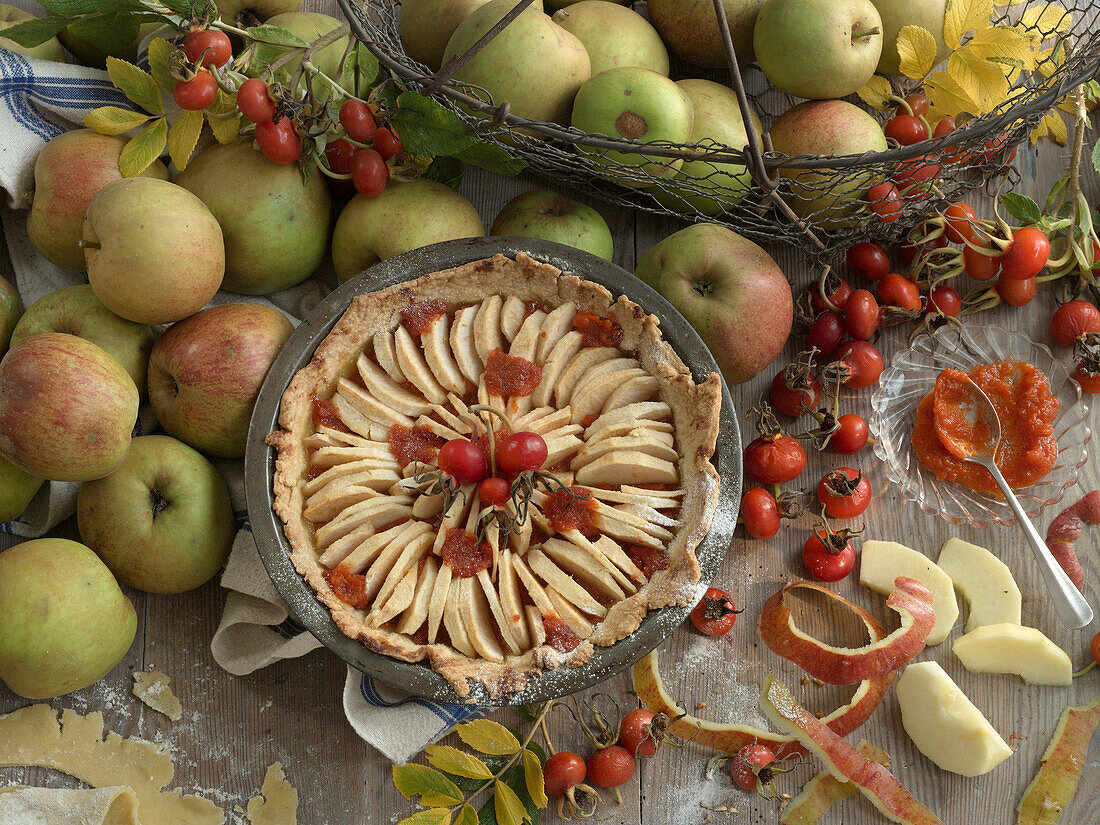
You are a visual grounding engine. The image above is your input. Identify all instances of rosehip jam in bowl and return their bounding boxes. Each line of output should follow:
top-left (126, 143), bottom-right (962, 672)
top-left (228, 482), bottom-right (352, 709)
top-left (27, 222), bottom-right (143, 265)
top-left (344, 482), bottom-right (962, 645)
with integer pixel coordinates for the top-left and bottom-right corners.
top-left (869, 325), bottom-right (1090, 528)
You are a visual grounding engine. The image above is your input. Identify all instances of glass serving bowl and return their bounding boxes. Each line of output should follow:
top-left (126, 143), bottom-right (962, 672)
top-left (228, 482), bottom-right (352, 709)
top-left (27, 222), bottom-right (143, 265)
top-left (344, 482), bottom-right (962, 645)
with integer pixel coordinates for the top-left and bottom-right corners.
top-left (869, 324), bottom-right (1090, 527)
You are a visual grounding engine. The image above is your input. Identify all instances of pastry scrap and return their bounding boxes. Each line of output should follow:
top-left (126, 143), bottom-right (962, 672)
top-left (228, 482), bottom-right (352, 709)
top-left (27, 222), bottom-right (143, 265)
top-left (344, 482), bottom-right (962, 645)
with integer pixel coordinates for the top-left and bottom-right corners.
top-left (246, 763), bottom-right (298, 825)
top-left (0, 786), bottom-right (140, 825)
top-left (268, 253), bottom-right (722, 698)
top-left (132, 670), bottom-right (183, 722)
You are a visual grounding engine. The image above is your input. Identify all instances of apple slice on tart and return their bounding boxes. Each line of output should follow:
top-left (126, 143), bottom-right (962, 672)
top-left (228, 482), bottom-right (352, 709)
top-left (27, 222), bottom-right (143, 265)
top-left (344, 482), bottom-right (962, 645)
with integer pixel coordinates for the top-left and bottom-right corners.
top-left (268, 253), bottom-right (722, 698)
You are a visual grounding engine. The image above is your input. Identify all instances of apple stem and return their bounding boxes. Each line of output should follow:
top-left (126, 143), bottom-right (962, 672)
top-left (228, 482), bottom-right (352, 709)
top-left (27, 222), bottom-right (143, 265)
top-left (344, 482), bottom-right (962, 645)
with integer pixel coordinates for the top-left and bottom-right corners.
top-left (852, 26), bottom-right (881, 40)
top-left (77, 240), bottom-right (100, 250)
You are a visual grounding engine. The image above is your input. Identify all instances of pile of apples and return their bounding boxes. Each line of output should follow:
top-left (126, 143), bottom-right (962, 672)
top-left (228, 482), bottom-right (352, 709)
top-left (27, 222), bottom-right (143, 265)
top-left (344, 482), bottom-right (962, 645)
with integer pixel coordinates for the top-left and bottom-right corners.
top-left (403, 0), bottom-right (958, 224)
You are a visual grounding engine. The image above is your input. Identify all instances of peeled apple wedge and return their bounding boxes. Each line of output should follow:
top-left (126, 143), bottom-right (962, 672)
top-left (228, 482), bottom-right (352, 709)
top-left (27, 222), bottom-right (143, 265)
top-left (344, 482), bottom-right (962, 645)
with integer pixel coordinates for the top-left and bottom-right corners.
top-left (859, 540), bottom-right (958, 645)
top-left (952, 623), bottom-right (1073, 686)
top-left (896, 661), bottom-right (1013, 778)
top-left (935, 537), bottom-right (1022, 632)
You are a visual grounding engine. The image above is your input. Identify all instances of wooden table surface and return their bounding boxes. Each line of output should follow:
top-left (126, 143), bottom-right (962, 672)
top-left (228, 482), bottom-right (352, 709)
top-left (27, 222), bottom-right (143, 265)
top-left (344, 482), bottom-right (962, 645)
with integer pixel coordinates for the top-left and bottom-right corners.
top-left (1, 2), bottom-right (1099, 823)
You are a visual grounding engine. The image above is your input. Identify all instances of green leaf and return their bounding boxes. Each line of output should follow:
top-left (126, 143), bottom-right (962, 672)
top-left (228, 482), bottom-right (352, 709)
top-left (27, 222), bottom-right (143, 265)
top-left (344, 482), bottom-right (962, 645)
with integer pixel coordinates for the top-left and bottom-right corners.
top-left (355, 41), bottom-right (380, 94)
top-left (67, 12), bottom-right (140, 60)
top-left (493, 780), bottom-right (527, 825)
top-left (35, 0), bottom-right (98, 15)
top-left (106, 57), bottom-right (163, 115)
top-left (391, 91), bottom-right (478, 157)
top-left (455, 804), bottom-right (479, 825)
top-left (146, 37), bottom-right (175, 93)
top-left (392, 764), bottom-right (464, 807)
top-left (83, 106), bottom-right (150, 135)
top-left (0, 15), bottom-right (71, 47)
top-left (118, 117), bottom-right (167, 177)
top-left (168, 108), bottom-right (203, 170)
top-left (161, 0), bottom-right (210, 14)
top-left (246, 24), bottom-right (308, 47)
top-left (424, 156), bottom-right (465, 189)
top-left (521, 749), bottom-right (547, 810)
top-left (457, 720), bottom-right (522, 756)
top-left (1091, 138), bottom-right (1100, 176)
top-left (425, 745), bottom-right (493, 780)
top-left (397, 809), bottom-right (452, 825)
top-left (1002, 192), bottom-right (1043, 225)
top-left (454, 141), bottom-right (524, 176)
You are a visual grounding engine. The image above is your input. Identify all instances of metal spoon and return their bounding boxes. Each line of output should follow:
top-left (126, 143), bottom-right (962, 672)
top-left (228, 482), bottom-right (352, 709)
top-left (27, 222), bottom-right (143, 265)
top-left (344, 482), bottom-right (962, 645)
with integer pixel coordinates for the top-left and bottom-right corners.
top-left (959, 376), bottom-right (1093, 628)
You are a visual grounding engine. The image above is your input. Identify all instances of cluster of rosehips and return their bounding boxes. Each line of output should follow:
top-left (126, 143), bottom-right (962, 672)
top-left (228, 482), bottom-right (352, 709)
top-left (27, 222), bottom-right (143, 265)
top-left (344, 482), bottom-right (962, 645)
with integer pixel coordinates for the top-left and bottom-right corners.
top-left (1054, 301), bottom-right (1100, 393)
top-left (172, 29), bottom-right (231, 111)
top-left (324, 99), bottom-right (405, 198)
top-left (436, 430), bottom-right (548, 502)
top-left (867, 92), bottom-right (1017, 221)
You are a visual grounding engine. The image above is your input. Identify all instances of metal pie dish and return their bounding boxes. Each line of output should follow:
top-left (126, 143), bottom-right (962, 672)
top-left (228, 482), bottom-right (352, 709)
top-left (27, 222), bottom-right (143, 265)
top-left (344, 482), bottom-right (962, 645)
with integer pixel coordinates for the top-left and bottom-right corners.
top-left (245, 237), bottom-right (742, 706)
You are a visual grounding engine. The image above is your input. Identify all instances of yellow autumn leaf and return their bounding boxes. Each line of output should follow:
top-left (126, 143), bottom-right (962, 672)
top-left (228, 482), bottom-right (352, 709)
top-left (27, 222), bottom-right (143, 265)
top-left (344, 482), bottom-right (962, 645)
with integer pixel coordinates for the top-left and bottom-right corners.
top-left (454, 805), bottom-right (478, 825)
top-left (424, 745), bottom-right (493, 780)
top-left (944, 0), bottom-right (994, 49)
top-left (493, 780), bottom-right (528, 825)
top-left (855, 75), bottom-right (894, 110)
top-left (396, 810), bottom-right (452, 825)
top-left (965, 25), bottom-right (1037, 72)
top-left (118, 118), bottom-right (168, 178)
top-left (1018, 4), bottom-right (1073, 38)
top-left (946, 49), bottom-right (1009, 113)
top-left (84, 106), bottom-right (150, 136)
top-left (456, 719), bottom-right (521, 756)
top-left (168, 109), bottom-right (204, 171)
top-left (522, 749), bottom-right (548, 810)
top-left (1030, 109), bottom-right (1068, 145)
top-left (926, 69), bottom-right (983, 117)
top-left (896, 24), bottom-right (940, 78)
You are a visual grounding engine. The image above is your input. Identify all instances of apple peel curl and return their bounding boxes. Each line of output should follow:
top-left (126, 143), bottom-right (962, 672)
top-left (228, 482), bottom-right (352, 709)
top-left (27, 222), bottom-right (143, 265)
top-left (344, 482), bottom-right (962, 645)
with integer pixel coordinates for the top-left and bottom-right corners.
top-left (761, 676), bottom-right (945, 825)
top-left (1016, 696), bottom-right (1100, 825)
top-left (632, 584), bottom-right (895, 759)
top-left (759, 578), bottom-right (935, 685)
top-left (781, 740), bottom-right (890, 825)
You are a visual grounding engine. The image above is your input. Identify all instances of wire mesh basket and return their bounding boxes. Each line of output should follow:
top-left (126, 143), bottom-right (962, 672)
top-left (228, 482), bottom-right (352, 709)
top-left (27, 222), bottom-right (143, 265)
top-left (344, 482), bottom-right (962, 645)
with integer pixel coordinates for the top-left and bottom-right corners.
top-left (336, 0), bottom-right (1100, 256)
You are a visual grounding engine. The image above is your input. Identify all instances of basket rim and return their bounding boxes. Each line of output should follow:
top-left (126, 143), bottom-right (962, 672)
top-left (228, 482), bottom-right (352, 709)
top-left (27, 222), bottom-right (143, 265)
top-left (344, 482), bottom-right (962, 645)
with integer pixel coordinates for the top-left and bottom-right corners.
top-left (339, 0), bottom-right (1100, 172)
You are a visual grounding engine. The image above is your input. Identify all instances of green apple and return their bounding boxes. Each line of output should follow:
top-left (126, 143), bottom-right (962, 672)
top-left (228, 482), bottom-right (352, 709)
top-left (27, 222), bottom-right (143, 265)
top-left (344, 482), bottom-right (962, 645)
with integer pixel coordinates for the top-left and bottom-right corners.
top-left (0, 333), bottom-right (139, 482)
top-left (443, 0), bottom-right (590, 125)
top-left (27, 129), bottom-right (169, 271)
top-left (0, 455), bottom-right (44, 524)
top-left (552, 2), bottom-right (669, 76)
top-left (491, 190), bottom-right (613, 260)
top-left (176, 141), bottom-right (331, 295)
top-left (0, 274), bottom-right (19, 358)
top-left (332, 179), bottom-right (485, 283)
top-left (754, 0), bottom-right (883, 100)
top-left (215, 0), bottom-right (301, 21)
top-left (635, 224), bottom-right (792, 385)
top-left (656, 79), bottom-right (762, 216)
top-left (0, 5), bottom-right (66, 62)
top-left (546, 0), bottom-right (626, 8)
top-left (400, 0), bottom-right (493, 70)
top-left (10, 285), bottom-right (152, 394)
top-left (148, 304), bottom-right (294, 459)
top-left (0, 538), bottom-right (136, 699)
top-left (77, 435), bottom-right (235, 594)
top-left (83, 178), bottom-right (224, 324)
top-left (872, 0), bottom-right (948, 74)
top-left (253, 12), bottom-right (348, 99)
top-left (647, 0), bottom-right (766, 66)
top-left (769, 99), bottom-right (888, 229)
top-left (571, 67), bottom-right (694, 185)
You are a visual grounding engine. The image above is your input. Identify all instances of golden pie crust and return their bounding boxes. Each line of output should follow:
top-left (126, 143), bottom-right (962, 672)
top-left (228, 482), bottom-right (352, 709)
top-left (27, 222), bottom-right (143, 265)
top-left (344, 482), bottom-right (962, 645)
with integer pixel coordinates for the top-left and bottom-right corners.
top-left (267, 253), bottom-right (721, 699)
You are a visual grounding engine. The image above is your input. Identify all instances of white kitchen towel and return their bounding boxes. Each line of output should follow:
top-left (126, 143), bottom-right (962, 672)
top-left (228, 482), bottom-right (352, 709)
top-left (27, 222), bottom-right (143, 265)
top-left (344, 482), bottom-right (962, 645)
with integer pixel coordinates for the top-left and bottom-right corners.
top-left (0, 44), bottom-right (484, 765)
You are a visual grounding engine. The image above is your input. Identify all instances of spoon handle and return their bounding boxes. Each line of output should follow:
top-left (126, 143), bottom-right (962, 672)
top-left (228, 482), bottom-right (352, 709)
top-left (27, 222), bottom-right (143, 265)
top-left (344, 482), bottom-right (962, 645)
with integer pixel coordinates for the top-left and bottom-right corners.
top-left (985, 460), bottom-right (1094, 628)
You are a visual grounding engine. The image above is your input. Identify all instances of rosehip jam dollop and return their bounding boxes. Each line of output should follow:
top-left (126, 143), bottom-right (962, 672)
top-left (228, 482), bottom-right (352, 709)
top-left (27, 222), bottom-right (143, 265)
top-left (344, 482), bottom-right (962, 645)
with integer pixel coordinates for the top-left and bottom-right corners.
top-left (483, 348), bottom-right (542, 397)
top-left (913, 359), bottom-right (1059, 495)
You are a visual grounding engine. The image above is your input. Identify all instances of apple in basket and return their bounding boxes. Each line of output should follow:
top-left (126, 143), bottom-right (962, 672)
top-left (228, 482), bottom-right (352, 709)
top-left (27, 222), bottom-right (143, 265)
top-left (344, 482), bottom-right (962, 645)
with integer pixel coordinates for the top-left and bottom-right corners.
top-left (400, 0), bottom-right (493, 70)
top-left (872, 0), bottom-right (948, 74)
top-left (490, 190), bottom-right (614, 260)
top-left (0, 332), bottom-right (139, 482)
top-left (212, 0), bottom-right (303, 23)
top-left (77, 435), bottom-right (235, 594)
top-left (647, 0), bottom-right (766, 67)
top-left (26, 129), bottom-right (168, 271)
top-left (10, 284), bottom-right (153, 395)
top-left (148, 303), bottom-right (293, 460)
top-left (551, 1), bottom-right (669, 76)
top-left (331, 178), bottom-right (485, 283)
top-left (0, 5), bottom-right (66, 62)
top-left (0, 538), bottom-right (136, 699)
top-left (634, 224), bottom-right (793, 385)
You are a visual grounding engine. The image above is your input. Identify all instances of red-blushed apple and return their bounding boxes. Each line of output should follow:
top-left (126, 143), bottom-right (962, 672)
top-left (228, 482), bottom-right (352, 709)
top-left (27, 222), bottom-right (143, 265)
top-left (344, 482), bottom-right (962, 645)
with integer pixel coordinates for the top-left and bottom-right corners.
top-left (754, 0), bottom-right (883, 100)
top-left (760, 676), bottom-right (947, 825)
top-left (10, 284), bottom-right (153, 395)
top-left (26, 129), bottom-right (169, 271)
top-left (83, 178), bottom-right (225, 325)
top-left (647, 0), bottom-right (766, 67)
top-left (0, 274), bottom-right (19, 357)
top-left (633, 223), bottom-right (792, 385)
top-left (0, 332), bottom-right (139, 481)
top-left (0, 538), bottom-right (136, 699)
top-left (769, 99), bottom-right (888, 229)
top-left (148, 303), bottom-right (294, 458)
top-left (0, 454), bottom-right (44, 523)
top-left (490, 190), bottom-right (614, 260)
top-left (758, 578), bottom-right (936, 685)
top-left (331, 179), bottom-right (485, 283)
top-left (77, 435), bottom-right (235, 594)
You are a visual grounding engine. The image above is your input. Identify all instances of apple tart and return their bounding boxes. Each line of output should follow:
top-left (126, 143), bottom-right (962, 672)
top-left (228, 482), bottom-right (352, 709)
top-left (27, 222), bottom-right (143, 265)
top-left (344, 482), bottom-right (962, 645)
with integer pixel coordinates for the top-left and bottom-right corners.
top-left (268, 253), bottom-right (722, 698)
